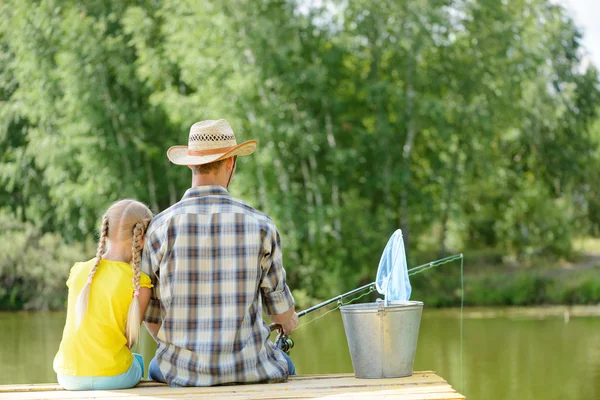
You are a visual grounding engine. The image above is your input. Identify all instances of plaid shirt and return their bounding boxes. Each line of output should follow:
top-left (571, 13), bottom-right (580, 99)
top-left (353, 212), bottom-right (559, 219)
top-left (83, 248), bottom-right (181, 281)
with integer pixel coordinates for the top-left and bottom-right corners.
top-left (141, 185), bottom-right (295, 387)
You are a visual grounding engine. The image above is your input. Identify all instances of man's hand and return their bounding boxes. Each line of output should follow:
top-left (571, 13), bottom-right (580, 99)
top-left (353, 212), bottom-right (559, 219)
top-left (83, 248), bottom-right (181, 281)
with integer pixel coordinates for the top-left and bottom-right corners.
top-left (145, 322), bottom-right (161, 343)
top-left (269, 305), bottom-right (298, 335)
top-left (279, 311), bottom-right (298, 335)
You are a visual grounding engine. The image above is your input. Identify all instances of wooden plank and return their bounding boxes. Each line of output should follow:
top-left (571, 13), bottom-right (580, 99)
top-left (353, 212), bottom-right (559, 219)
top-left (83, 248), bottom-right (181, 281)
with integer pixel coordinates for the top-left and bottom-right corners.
top-left (0, 372), bottom-right (465, 400)
top-left (3, 377), bottom-right (450, 396)
top-left (5, 388), bottom-right (464, 400)
top-left (0, 372), bottom-right (445, 393)
top-left (112, 391), bottom-right (464, 400)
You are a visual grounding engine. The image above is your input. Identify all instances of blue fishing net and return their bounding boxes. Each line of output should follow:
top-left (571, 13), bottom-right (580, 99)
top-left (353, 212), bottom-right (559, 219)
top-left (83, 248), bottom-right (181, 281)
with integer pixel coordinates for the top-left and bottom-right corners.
top-left (375, 229), bottom-right (411, 302)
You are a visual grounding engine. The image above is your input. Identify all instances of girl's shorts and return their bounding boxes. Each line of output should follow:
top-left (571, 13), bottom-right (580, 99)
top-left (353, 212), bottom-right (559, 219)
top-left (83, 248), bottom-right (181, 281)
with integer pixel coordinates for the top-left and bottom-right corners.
top-left (57, 353), bottom-right (144, 391)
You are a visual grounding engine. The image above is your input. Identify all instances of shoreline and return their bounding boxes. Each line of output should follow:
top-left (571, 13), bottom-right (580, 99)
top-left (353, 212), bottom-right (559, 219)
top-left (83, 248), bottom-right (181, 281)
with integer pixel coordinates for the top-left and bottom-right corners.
top-left (421, 304), bottom-right (600, 318)
top-left (3, 304), bottom-right (599, 318)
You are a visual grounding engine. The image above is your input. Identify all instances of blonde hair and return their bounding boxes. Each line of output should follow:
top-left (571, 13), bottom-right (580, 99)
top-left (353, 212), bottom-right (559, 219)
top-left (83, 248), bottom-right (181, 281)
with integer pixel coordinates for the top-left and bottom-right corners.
top-left (75, 199), bottom-right (152, 348)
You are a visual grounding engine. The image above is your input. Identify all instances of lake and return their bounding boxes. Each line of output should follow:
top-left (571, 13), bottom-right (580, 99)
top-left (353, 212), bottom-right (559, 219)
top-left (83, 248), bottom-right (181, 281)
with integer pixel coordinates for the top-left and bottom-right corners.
top-left (2, 306), bottom-right (600, 399)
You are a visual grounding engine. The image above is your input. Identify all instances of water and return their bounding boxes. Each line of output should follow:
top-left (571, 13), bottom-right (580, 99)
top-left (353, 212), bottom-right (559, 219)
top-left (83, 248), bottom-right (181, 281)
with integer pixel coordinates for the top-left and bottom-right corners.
top-left (2, 307), bottom-right (600, 399)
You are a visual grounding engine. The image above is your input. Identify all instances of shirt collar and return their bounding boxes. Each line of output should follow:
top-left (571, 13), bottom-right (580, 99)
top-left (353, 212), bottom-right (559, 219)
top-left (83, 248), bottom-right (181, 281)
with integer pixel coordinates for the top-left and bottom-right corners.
top-left (182, 185), bottom-right (230, 201)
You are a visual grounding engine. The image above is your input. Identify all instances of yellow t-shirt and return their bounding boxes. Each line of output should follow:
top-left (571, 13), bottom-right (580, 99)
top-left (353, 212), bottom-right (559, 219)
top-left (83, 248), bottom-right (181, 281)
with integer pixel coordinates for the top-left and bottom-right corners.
top-left (53, 258), bottom-right (153, 377)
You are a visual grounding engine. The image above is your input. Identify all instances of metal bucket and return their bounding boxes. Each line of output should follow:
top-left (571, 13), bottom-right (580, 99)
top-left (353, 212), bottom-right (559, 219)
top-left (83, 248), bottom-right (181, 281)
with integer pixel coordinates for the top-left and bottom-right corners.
top-left (340, 300), bottom-right (423, 378)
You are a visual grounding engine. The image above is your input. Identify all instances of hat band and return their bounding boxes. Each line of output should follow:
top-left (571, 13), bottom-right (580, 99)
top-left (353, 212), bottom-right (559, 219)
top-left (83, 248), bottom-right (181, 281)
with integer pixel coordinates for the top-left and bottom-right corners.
top-left (187, 145), bottom-right (237, 156)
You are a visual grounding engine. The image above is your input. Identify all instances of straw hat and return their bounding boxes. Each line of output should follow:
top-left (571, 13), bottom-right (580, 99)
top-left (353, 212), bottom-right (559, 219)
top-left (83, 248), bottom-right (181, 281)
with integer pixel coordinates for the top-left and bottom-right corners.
top-left (167, 119), bottom-right (257, 166)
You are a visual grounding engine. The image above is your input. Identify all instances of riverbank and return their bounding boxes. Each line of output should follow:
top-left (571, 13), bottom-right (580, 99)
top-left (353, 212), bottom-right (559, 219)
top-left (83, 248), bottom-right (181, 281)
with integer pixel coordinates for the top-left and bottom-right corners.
top-left (405, 238), bottom-right (600, 308)
top-left (422, 305), bottom-right (600, 318)
top-left (410, 248), bottom-right (600, 308)
top-left (410, 266), bottom-right (600, 308)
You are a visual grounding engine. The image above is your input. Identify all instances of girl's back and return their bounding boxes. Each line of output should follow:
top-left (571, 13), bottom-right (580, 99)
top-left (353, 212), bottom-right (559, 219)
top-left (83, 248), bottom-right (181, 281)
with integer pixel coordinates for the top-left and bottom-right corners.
top-left (53, 199), bottom-right (154, 391)
top-left (54, 258), bottom-right (152, 377)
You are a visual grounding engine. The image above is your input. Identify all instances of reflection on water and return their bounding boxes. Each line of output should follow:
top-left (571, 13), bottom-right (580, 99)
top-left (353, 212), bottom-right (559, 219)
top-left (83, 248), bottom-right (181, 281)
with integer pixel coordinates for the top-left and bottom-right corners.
top-left (2, 307), bottom-right (600, 400)
top-left (1, 312), bottom-right (66, 384)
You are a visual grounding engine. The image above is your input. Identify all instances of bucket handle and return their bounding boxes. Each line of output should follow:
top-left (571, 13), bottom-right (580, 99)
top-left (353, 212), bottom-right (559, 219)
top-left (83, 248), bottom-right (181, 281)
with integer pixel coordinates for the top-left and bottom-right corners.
top-left (377, 300), bottom-right (386, 315)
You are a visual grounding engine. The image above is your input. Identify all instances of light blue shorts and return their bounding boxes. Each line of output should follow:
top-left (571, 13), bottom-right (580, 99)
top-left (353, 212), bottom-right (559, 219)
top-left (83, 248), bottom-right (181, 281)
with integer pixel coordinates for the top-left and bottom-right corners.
top-left (57, 353), bottom-right (144, 391)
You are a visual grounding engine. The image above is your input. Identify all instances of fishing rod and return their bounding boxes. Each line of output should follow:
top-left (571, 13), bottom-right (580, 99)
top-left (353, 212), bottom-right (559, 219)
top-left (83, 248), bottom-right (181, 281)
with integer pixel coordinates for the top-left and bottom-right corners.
top-left (271, 253), bottom-right (463, 353)
top-left (272, 253), bottom-right (462, 326)
top-left (268, 282), bottom-right (376, 334)
top-left (298, 282), bottom-right (376, 318)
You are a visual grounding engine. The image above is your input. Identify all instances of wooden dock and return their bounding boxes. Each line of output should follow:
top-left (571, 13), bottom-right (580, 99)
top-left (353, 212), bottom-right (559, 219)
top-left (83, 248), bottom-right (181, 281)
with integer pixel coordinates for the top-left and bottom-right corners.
top-left (0, 371), bottom-right (464, 399)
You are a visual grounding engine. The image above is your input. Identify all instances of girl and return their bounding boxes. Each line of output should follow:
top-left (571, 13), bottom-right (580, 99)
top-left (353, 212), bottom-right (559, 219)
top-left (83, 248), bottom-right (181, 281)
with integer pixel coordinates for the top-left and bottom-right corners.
top-left (53, 200), bottom-right (153, 390)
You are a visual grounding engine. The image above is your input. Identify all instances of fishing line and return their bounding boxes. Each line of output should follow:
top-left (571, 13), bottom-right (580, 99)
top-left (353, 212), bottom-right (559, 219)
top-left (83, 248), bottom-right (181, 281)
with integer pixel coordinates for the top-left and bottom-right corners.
top-left (460, 254), bottom-right (464, 393)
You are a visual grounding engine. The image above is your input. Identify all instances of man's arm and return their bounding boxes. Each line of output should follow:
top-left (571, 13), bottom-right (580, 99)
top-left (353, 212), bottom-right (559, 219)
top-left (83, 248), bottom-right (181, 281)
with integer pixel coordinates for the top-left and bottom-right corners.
top-left (138, 287), bottom-right (152, 324)
top-left (141, 224), bottom-right (163, 341)
top-left (260, 225), bottom-right (297, 334)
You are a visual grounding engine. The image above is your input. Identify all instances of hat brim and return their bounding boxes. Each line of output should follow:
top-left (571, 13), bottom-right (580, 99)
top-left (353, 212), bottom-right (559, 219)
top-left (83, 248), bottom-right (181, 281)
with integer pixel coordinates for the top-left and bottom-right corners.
top-left (167, 140), bottom-right (257, 166)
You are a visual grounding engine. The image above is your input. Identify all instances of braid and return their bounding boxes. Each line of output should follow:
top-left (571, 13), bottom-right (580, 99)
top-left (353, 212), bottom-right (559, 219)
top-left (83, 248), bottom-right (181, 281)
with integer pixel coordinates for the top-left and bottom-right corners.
top-left (125, 221), bottom-right (145, 348)
top-left (75, 215), bottom-right (109, 328)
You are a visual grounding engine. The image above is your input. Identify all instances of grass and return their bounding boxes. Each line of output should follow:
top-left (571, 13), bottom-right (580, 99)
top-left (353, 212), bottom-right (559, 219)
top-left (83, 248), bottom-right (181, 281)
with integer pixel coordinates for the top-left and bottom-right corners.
top-left (572, 237), bottom-right (600, 254)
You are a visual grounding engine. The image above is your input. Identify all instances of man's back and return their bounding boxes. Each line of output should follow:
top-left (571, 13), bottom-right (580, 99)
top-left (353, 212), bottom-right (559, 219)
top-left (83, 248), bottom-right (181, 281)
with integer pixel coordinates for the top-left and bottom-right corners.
top-left (141, 185), bottom-right (294, 387)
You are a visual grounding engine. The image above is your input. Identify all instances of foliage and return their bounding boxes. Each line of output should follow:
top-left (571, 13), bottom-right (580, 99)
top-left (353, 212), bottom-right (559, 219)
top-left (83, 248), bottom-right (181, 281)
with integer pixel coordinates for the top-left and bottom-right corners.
top-left (0, 213), bottom-right (87, 310)
top-left (411, 267), bottom-right (600, 307)
top-left (0, 0), bottom-right (599, 307)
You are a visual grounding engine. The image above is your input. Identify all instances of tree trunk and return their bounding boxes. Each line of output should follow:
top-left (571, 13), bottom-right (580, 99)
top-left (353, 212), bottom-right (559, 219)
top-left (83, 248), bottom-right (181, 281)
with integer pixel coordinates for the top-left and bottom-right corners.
top-left (300, 158), bottom-right (316, 243)
top-left (163, 159), bottom-right (177, 206)
top-left (401, 77), bottom-right (416, 253)
top-left (145, 156), bottom-right (159, 212)
top-left (324, 108), bottom-right (341, 238)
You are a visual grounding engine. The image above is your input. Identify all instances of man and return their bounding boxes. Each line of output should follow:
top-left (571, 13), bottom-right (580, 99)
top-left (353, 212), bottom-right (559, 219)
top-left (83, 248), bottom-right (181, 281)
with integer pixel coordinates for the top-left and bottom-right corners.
top-left (141, 119), bottom-right (298, 387)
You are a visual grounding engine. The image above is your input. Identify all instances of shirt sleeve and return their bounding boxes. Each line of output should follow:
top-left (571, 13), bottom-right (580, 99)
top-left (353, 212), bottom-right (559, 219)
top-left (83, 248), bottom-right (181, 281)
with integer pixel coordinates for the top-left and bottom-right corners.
top-left (139, 272), bottom-right (153, 289)
top-left (260, 224), bottom-right (295, 315)
top-left (66, 263), bottom-right (80, 288)
top-left (141, 224), bottom-right (162, 324)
